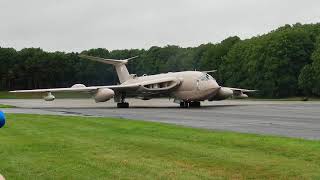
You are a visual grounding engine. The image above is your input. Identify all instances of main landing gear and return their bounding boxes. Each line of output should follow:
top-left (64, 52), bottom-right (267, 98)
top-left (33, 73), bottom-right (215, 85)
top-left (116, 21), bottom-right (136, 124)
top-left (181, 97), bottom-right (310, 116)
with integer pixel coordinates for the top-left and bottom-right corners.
top-left (116, 93), bottom-right (129, 108)
top-left (180, 101), bottom-right (201, 108)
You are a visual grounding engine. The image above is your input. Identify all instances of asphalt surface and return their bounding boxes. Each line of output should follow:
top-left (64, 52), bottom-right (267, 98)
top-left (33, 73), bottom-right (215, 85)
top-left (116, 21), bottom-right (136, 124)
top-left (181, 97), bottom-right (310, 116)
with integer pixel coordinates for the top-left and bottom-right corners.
top-left (1, 99), bottom-right (320, 140)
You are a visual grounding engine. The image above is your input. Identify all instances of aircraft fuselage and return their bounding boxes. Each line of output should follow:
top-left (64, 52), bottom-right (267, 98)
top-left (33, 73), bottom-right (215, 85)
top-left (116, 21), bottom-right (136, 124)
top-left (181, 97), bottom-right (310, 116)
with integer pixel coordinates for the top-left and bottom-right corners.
top-left (122, 71), bottom-right (220, 102)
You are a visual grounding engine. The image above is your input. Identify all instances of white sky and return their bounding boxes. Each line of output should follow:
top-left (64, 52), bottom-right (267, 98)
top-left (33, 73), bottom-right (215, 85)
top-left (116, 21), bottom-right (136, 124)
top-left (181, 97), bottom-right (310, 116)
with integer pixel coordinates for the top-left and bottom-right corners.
top-left (0, 0), bottom-right (319, 52)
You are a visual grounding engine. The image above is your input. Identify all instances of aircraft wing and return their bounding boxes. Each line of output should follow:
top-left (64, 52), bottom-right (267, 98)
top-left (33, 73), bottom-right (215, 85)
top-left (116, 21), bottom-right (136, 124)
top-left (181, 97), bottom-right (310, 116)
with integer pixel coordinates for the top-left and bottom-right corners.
top-left (224, 87), bottom-right (257, 98)
top-left (201, 70), bottom-right (217, 73)
top-left (10, 84), bottom-right (141, 93)
top-left (227, 87), bottom-right (257, 93)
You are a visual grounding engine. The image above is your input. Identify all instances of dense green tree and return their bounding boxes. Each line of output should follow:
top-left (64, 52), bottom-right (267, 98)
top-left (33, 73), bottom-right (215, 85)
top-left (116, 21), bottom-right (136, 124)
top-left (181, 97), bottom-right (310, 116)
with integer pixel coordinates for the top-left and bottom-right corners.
top-left (220, 24), bottom-right (316, 97)
top-left (1, 23), bottom-right (320, 98)
top-left (308, 36), bottom-right (320, 95)
top-left (298, 64), bottom-right (315, 96)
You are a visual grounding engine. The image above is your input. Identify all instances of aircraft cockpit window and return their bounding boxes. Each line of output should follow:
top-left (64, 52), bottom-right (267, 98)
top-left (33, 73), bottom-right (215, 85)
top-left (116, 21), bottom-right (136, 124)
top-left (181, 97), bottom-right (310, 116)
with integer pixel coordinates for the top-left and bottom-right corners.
top-left (207, 73), bottom-right (215, 80)
top-left (200, 73), bottom-right (215, 81)
top-left (200, 73), bottom-right (209, 81)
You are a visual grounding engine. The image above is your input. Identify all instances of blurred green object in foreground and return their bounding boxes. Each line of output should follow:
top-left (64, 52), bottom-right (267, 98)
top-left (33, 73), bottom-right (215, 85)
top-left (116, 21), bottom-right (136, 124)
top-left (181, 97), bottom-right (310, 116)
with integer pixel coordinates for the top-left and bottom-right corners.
top-left (0, 111), bottom-right (5, 128)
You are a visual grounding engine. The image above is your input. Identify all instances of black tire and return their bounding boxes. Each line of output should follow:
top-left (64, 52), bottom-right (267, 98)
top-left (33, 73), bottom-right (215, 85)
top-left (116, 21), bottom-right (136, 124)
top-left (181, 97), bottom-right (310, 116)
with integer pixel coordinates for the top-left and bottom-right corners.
top-left (117, 102), bottom-right (129, 108)
top-left (189, 101), bottom-right (201, 108)
top-left (180, 102), bottom-right (189, 108)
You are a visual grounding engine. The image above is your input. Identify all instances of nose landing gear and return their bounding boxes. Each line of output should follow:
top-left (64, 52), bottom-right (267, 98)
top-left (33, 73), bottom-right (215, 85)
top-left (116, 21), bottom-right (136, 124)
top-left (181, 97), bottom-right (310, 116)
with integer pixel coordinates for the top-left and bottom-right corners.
top-left (190, 101), bottom-right (201, 107)
top-left (180, 102), bottom-right (189, 108)
top-left (180, 101), bottom-right (201, 108)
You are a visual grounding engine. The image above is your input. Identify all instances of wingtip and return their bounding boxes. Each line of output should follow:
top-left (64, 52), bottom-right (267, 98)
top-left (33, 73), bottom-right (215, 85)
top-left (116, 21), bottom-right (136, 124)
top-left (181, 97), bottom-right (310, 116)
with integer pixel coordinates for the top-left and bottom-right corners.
top-left (125, 56), bottom-right (139, 61)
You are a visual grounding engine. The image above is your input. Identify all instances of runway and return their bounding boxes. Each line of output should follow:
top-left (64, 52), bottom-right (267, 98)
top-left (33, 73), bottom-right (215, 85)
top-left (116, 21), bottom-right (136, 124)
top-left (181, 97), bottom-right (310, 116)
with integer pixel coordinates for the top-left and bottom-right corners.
top-left (1, 99), bottom-right (320, 140)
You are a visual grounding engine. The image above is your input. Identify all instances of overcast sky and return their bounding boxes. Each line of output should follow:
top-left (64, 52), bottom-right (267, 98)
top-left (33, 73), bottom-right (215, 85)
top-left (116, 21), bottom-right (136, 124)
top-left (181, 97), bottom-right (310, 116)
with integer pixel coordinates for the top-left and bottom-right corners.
top-left (0, 0), bottom-right (319, 52)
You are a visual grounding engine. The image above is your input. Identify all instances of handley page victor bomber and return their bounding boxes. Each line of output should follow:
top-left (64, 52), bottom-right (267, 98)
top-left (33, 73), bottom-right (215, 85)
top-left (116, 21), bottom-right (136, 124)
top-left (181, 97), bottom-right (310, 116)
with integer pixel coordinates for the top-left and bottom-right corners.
top-left (11, 55), bottom-right (256, 108)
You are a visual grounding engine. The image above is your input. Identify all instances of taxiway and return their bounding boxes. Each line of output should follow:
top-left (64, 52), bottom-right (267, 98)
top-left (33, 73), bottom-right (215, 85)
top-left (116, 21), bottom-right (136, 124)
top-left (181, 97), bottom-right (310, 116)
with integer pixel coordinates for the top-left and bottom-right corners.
top-left (1, 99), bottom-right (320, 139)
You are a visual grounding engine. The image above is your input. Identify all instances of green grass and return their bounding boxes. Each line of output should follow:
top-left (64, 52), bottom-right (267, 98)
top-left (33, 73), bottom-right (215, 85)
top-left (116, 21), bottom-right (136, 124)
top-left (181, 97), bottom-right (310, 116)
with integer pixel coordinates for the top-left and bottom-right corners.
top-left (0, 104), bottom-right (16, 108)
top-left (0, 114), bottom-right (320, 179)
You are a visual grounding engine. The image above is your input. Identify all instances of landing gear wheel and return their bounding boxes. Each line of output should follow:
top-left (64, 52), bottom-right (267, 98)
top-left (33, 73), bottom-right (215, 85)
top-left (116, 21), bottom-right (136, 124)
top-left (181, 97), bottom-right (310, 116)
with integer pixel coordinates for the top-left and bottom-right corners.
top-left (189, 101), bottom-right (201, 108)
top-left (117, 102), bottom-right (129, 108)
top-left (180, 102), bottom-right (189, 108)
top-left (116, 93), bottom-right (129, 108)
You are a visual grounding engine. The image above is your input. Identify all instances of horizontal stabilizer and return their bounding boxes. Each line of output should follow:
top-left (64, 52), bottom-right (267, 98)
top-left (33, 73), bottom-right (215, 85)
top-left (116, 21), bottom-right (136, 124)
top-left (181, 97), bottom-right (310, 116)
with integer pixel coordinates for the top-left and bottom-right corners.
top-left (79, 55), bottom-right (138, 65)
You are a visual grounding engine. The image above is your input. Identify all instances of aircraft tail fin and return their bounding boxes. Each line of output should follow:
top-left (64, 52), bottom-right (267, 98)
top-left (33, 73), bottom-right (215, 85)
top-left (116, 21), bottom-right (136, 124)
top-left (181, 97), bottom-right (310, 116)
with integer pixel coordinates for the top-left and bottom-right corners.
top-left (79, 55), bottom-right (138, 83)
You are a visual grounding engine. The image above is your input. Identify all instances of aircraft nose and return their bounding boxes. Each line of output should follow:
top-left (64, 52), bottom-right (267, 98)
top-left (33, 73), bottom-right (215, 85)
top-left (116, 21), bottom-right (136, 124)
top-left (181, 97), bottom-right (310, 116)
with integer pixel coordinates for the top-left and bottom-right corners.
top-left (204, 80), bottom-right (220, 94)
top-left (210, 80), bottom-right (220, 90)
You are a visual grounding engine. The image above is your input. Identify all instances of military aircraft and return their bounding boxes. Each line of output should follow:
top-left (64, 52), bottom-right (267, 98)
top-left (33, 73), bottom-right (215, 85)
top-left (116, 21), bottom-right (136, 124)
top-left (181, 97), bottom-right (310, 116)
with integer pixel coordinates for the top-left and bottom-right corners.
top-left (10, 55), bottom-right (256, 108)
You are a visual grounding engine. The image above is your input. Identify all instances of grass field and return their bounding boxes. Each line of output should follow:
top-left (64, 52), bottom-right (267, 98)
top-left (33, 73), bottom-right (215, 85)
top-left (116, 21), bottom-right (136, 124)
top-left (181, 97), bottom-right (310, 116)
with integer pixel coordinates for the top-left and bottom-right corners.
top-left (0, 104), bottom-right (15, 108)
top-left (0, 114), bottom-right (320, 179)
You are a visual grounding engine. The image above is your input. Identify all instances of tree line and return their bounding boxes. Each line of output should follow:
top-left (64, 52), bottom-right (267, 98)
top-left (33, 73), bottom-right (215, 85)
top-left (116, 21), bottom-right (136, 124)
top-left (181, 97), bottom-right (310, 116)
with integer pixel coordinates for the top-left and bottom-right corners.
top-left (1, 23), bottom-right (320, 98)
